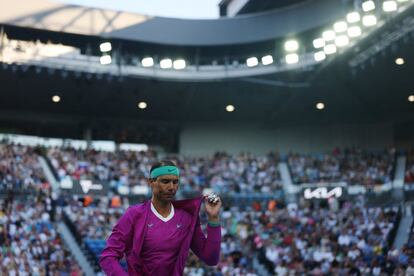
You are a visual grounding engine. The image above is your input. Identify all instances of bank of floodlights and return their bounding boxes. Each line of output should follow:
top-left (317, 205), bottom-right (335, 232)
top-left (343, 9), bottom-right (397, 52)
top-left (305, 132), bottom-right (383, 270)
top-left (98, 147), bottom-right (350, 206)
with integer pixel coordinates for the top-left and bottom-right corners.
top-left (93, 0), bottom-right (412, 72)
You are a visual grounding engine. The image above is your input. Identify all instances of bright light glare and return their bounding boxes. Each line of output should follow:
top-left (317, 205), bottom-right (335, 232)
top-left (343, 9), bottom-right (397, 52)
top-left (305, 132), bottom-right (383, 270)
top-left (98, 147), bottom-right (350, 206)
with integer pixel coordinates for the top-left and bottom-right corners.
top-left (284, 40), bottom-right (299, 52)
top-left (100, 55), bottom-right (111, 65)
top-left (99, 42), bottom-right (112, 52)
top-left (285, 53), bottom-right (299, 64)
top-left (261, 55), bottom-right (274, 65)
top-left (347, 12), bottom-right (361, 23)
top-left (173, 59), bottom-right (186, 70)
top-left (316, 102), bottom-right (325, 110)
top-left (383, 1), bottom-right (398, 12)
top-left (141, 57), bottom-right (154, 67)
top-left (395, 58), bottom-right (405, 65)
top-left (52, 95), bottom-right (61, 103)
top-left (138, 102), bottom-right (147, 109)
top-left (362, 1), bottom-right (375, 12)
top-left (313, 38), bottom-right (325, 48)
top-left (160, 58), bottom-right (173, 69)
top-left (246, 57), bottom-right (259, 67)
top-left (226, 105), bottom-right (235, 112)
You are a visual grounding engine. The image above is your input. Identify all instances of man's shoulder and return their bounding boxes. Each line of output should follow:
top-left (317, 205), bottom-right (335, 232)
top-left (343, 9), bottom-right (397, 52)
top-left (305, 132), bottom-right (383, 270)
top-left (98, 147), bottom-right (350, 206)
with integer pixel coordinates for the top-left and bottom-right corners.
top-left (124, 201), bottom-right (149, 218)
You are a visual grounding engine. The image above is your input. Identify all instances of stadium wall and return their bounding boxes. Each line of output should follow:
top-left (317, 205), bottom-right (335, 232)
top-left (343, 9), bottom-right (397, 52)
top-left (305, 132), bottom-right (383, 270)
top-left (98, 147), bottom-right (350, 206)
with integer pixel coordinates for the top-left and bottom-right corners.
top-left (179, 123), bottom-right (394, 155)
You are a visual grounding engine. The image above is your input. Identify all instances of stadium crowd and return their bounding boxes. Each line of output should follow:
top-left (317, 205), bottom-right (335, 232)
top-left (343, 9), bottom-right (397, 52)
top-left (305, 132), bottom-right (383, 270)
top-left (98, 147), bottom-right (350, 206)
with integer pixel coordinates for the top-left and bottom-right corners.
top-left (48, 149), bottom-right (283, 195)
top-left (288, 148), bottom-right (395, 187)
top-left (62, 193), bottom-right (414, 276)
top-left (2, 142), bottom-right (414, 275)
top-left (0, 143), bottom-right (81, 275)
top-left (258, 198), bottom-right (404, 275)
top-left (0, 193), bottom-right (82, 275)
top-left (0, 144), bottom-right (49, 191)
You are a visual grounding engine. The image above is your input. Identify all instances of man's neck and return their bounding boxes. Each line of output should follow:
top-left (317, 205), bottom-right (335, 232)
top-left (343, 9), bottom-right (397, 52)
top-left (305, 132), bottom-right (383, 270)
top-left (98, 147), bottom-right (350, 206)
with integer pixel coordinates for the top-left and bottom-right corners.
top-left (151, 198), bottom-right (172, 218)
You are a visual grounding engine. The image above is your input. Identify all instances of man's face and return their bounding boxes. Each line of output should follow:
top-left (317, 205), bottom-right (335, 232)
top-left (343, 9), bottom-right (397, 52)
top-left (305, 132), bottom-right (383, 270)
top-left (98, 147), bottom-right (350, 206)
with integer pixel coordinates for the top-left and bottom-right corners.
top-left (149, 174), bottom-right (179, 202)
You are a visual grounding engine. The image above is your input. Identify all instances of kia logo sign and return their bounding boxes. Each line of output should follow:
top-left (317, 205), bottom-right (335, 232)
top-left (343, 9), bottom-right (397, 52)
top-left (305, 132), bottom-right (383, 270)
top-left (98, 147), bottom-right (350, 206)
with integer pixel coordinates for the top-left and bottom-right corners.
top-left (304, 187), bottom-right (343, 199)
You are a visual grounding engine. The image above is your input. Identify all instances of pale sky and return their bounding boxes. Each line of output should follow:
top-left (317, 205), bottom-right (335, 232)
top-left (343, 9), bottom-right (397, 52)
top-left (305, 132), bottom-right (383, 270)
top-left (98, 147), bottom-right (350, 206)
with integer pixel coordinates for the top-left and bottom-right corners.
top-left (57, 0), bottom-right (222, 19)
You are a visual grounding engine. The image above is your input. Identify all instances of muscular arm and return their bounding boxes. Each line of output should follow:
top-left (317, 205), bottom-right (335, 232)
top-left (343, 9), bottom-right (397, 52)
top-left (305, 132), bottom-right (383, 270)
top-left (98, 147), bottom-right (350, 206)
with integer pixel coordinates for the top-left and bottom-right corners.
top-left (190, 217), bottom-right (221, 266)
top-left (99, 207), bottom-right (135, 276)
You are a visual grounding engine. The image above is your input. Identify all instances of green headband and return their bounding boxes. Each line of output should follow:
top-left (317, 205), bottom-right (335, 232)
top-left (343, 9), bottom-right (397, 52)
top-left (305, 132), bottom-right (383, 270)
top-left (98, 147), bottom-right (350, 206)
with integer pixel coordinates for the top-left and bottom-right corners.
top-left (150, 166), bottom-right (180, 179)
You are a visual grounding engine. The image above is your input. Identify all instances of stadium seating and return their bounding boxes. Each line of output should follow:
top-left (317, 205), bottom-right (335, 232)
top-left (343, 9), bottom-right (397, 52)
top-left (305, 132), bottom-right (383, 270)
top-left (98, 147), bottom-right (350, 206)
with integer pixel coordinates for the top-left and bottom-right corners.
top-left (1, 142), bottom-right (413, 275)
top-left (47, 148), bottom-right (284, 195)
top-left (288, 148), bottom-right (395, 187)
top-left (0, 194), bottom-right (81, 275)
top-left (0, 144), bottom-right (49, 191)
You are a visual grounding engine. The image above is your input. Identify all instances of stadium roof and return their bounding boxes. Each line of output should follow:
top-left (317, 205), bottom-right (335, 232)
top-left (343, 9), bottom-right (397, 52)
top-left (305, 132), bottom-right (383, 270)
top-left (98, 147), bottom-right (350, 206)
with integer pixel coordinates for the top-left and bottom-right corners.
top-left (219, 0), bottom-right (309, 17)
top-left (0, 0), bottom-right (345, 46)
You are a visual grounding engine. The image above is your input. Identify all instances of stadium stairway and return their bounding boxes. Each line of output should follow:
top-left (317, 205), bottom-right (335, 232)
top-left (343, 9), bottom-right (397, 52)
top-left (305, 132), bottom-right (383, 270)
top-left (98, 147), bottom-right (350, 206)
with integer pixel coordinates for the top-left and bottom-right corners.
top-left (391, 155), bottom-right (407, 204)
top-left (278, 162), bottom-right (298, 202)
top-left (38, 155), bottom-right (60, 193)
top-left (57, 221), bottom-right (96, 276)
top-left (393, 155), bottom-right (406, 189)
top-left (393, 203), bottom-right (413, 250)
top-left (38, 155), bottom-right (97, 275)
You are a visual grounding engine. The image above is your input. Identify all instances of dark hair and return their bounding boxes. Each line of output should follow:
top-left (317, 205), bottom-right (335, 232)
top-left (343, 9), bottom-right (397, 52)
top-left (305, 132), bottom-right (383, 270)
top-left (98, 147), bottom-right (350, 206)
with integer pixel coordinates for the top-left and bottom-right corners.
top-left (149, 160), bottom-right (177, 178)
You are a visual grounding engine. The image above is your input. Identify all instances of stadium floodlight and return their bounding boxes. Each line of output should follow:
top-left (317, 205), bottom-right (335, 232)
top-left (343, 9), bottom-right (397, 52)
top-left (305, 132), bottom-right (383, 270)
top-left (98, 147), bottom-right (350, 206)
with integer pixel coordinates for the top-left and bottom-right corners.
top-left (99, 42), bottom-right (112, 52)
top-left (362, 15), bottom-right (377, 26)
top-left (246, 57), bottom-right (259, 67)
top-left (316, 102), bottom-right (325, 110)
top-left (226, 105), bottom-right (235, 112)
top-left (395, 57), bottom-right (405, 65)
top-left (100, 55), bottom-right (112, 65)
top-left (313, 38), bottom-right (325, 48)
top-left (323, 44), bottom-right (337, 55)
top-left (348, 26), bottom-right (362, 37)
top-left (333, 21), bottom-right (348, 33)
top-left (322, 30), bottom-right (336, 41)
top-left (408, 95), bottom-right (414, 102)
top-left (52, 95), bottom-right (61, 103)
top-left (335, 35), bottom-right (350, 47)
top-left (383, 1), bottom-right (398, 12)
top-left (314, 51), bottom-right (326, 61)
top-left (141, 57), bottom-right (154, 67)
top-left (160, 58), bottom-right (173, 69)
top-left (138, 101), bottom-right (147, 109)
top-left (173, 59), bottom-right (186, 70)
top-left (362, 1), bottom-right (375, 12)
top-left (284, 40), bottom-right (299, 52)
top-left (346, 12), bottom-right (361, 23)
top-left (285, 53), bottom-right (299, 64)
top-left (261, 55), bottom-right (274, 65)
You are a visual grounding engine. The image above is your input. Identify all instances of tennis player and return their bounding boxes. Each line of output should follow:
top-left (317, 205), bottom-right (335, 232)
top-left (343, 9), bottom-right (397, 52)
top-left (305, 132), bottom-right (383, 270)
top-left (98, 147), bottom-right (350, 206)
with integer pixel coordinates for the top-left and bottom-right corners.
top-left (99, 160), bottom-right (221, 276)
